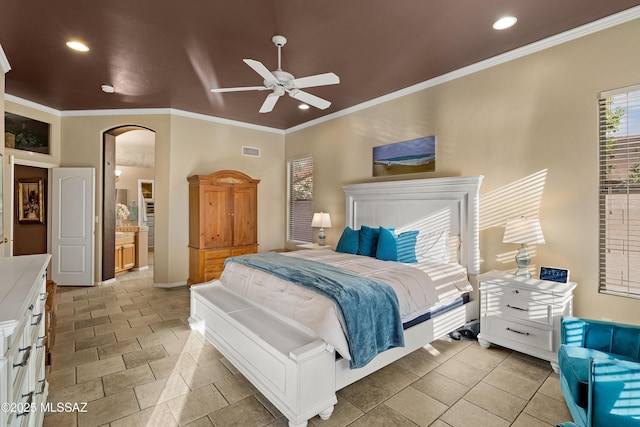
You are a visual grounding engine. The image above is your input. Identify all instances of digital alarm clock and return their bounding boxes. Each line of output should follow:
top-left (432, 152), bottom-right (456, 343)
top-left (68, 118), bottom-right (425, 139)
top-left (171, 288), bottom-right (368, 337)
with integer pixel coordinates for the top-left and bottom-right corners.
top-left (539, 266), bottom-right (570, 283)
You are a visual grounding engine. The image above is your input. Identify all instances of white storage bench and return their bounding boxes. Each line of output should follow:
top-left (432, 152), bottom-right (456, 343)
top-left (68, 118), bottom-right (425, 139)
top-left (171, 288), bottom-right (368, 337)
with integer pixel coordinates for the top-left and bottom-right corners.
top-left (189, 281), bottom-right (337, 427)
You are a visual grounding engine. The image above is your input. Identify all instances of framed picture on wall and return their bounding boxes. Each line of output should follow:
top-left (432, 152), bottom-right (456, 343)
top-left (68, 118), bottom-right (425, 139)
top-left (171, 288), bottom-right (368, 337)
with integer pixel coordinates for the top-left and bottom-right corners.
top-left (373, 135), bottom-right (436, 177)
top-left (18, 178), bottom-right (45, 223)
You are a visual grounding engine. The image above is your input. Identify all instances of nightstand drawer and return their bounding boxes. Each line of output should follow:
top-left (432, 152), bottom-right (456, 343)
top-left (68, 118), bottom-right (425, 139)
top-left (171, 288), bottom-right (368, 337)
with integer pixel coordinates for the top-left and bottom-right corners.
top-left (485, 292), bottom-right (552, 326)
top-left (482, 282), bottom-right (555, 304)
top-left (485, 317), bottom-right (553, 352)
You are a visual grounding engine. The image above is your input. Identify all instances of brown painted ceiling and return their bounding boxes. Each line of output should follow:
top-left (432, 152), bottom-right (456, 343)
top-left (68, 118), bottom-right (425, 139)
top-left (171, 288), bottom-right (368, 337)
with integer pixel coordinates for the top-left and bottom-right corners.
top-left (2, 1), bottom-right (639, 130)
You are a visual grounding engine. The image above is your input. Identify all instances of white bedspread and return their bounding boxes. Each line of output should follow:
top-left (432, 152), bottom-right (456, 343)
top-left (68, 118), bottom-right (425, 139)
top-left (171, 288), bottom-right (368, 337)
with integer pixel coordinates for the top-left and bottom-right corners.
top-left (219, 249), bottom-right (472, 361)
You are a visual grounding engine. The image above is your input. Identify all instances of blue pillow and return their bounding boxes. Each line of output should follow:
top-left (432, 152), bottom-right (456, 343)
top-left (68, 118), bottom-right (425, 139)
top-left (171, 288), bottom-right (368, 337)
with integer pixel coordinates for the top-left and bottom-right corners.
top-left (376, 227), bottom-right (397, 261)
top-left (358, 225), bottom-right (380, 257)
top-left (335, 227), bottom-right (359, 254)
top-left (376, 227), bottom-right (419, 263)
top-left (397, 230), bottom-right (419, 263)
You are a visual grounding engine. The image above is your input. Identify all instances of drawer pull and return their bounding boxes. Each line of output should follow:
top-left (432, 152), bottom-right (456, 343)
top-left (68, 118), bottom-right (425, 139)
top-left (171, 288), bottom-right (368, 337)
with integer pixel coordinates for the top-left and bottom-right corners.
top-left (28, 303), bottom-right (34, 311)
top-left (14, 346), bottom-right (32, 368)
top-left (513, 289), bottom-right (520, 294)
top-left (37, 335), bottom-right (47, 348)
top-left (17, 392), bottom-right (34, 417)
top-left (506, 327), bottom-right (530, 336)
top-left (36, 379), bottom-right (46, 395)
top-left (32, 312), bottom-right (43, 326)
top-left (40, 291), bottom-right (49, 301)
top-left (506, 304), bottom-right (529, 312)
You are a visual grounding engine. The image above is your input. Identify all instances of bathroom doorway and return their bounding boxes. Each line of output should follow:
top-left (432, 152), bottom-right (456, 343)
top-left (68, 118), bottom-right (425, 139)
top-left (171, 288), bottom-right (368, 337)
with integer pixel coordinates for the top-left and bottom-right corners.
top-left (102, 126), bottom-right (155, 282)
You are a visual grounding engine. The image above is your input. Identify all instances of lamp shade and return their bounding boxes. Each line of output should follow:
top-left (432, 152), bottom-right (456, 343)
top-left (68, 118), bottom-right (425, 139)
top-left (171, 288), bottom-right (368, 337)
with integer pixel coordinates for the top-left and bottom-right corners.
top-left (503, 217), bottom-right (545, 245)
top-left (311, 212), bottom-right (332, 228)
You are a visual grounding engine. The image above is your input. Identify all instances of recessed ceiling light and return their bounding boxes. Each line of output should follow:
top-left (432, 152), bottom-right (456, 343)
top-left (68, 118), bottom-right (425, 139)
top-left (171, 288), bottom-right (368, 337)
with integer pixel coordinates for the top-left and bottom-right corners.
top-left (101, 84), bottom-right (115, 93)
top-left (298, 104), bottom-right (310, 110)
top-left (66, 40), bottom-right (89, 52)
top-left (493, 16), bottom-right (517, 30)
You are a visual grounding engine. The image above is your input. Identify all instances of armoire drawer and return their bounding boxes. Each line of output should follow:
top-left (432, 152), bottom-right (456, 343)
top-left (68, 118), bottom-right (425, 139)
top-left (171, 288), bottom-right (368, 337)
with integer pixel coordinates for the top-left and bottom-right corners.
top-left (231, 246), bottom-right (257, 256)
top-left (204, 248), bottom-right (232, 260)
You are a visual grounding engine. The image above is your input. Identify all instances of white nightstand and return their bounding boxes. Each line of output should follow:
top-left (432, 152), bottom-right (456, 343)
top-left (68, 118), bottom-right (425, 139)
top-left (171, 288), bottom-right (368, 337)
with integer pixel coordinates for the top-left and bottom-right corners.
top-left (477, 270), bottom-right (576, 372)
top-left (296, 243), bottom-right (334, 250)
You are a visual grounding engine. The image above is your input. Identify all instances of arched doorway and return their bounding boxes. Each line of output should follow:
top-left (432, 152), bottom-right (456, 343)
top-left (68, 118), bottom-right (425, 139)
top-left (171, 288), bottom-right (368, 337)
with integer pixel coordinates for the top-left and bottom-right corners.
top-left (102, 126), bottom-right (155, 282)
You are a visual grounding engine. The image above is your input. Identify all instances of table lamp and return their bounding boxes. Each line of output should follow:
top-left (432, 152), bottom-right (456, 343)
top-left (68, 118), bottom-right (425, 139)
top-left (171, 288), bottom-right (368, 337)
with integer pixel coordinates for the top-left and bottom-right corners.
top-left (311, 212), bottom-right (332, 246)
top-left (503, 217), bottom-right (545, 278)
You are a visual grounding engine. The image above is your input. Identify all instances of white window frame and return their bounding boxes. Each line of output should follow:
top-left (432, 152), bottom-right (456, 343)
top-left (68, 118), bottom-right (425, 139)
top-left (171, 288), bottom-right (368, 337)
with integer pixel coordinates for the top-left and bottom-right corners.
top-left (599, 83), bottom-right (640, 298)
top-left (287, 156), bottom-right (314, 243)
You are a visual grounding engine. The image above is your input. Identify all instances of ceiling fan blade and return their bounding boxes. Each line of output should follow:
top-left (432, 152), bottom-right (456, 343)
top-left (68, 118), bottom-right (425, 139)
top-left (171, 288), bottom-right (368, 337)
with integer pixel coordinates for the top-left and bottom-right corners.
top-left (259, 93), bottom-right (280, 113)
top-left (292, 72), bottom-right (340, 89)
top-left (243, 59), bottom-right (278, 86)
top-left (289, 90), bottom-right (331, 110)
top-left (211, 86), bottom-right (267, 93)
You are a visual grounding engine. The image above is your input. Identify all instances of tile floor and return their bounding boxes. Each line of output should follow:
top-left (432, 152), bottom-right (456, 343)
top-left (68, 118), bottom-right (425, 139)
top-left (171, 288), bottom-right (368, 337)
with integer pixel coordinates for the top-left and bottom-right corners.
top-left (44, 264), bottom-right (572, 427)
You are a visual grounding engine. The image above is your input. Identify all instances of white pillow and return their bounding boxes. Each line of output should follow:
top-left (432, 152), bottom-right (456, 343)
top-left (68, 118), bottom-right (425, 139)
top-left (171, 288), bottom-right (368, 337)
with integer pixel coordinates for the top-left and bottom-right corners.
top-left (415, 230), bottom-right (450, 263)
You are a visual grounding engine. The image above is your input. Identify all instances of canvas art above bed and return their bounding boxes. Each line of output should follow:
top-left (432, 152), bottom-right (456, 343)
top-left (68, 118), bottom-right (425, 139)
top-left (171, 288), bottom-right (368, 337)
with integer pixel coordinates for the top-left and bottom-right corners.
top-left (189, 175), bottom-right (483, 427)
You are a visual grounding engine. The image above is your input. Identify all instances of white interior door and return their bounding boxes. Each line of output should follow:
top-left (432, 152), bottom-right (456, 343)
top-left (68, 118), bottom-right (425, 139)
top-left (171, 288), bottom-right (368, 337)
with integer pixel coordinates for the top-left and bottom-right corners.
top-left (51, 167), bottom-right (95, 286)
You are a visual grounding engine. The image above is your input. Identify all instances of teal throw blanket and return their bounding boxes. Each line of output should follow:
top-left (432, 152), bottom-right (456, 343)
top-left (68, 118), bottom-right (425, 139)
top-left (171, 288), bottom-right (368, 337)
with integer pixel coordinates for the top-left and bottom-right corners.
top-left (225, 252), bottom-right (404, 369)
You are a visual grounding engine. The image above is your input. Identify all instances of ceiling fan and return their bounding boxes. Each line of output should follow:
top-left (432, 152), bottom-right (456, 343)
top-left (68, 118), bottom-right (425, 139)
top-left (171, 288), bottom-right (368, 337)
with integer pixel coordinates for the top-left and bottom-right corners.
top-left (211, 35), bottom-right (340, 113)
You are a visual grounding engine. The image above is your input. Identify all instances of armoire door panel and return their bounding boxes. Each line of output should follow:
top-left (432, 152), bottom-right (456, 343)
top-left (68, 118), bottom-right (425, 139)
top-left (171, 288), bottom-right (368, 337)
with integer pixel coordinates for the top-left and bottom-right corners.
top-left (233, 186), bottom-right (257, 246)
top-left (202, 185), bottom-right (232, 248)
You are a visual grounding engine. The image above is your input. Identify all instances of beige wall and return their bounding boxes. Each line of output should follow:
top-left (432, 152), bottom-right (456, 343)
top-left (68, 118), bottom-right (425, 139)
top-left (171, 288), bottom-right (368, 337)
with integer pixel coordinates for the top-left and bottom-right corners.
top-left (115, 165), bottom-right (155, 212)
top-left (167, 114), bottom-right (285, 283)
top-left (58, 113), bottom-right (284, 285)
top-left (285, 19), bottom-right (640, 324)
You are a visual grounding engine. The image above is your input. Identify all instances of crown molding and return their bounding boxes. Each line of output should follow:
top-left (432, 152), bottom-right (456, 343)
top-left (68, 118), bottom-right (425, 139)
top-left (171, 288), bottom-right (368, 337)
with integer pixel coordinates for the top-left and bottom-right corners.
top-left (5, 96), bottom-right (284, 134)
top-left (61, 107), bottom-right (283, 134)
top-left (4, 94), bottom-right (61, 115)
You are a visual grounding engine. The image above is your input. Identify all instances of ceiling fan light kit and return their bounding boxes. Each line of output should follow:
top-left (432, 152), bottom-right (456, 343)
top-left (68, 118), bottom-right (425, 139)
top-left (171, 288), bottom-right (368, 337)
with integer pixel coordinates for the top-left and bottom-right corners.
top-left (211, 35), bottom-right (340, 113)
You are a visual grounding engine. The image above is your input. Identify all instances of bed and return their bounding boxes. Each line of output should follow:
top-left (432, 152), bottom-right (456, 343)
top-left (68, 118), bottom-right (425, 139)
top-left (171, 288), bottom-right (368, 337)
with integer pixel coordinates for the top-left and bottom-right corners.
top-left (189, 175), bottom-right (483, 427)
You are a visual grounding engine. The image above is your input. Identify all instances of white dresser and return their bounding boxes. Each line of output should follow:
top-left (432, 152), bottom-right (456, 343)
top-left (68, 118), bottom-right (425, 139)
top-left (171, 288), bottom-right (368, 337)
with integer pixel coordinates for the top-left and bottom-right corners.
top-left (0, 254), bottom-right (51, 427)
top-left (477, 270), bottom-right (576, 372)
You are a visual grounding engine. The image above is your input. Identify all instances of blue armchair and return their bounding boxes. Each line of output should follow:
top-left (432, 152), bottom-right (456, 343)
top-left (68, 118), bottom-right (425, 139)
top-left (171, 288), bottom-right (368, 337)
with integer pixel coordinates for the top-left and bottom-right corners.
top-left (558, 317), bottom-right (640, 427)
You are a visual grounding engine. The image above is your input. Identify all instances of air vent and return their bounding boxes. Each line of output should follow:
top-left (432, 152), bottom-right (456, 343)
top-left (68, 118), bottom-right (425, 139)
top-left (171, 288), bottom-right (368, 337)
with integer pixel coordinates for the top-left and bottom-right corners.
top-left (242, 146), bottom-right (260, 157)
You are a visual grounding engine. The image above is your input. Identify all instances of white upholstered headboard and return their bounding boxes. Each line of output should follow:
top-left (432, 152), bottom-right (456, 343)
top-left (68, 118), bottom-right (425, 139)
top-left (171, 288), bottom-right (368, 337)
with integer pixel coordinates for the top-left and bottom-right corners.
top-left (343, 176), bottom-right (483, 276)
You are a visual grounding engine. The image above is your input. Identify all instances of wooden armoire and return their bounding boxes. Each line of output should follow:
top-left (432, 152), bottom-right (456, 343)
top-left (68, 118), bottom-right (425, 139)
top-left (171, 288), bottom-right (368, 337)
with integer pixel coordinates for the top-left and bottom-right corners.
top-left (188, 170), bottom-right (260, 284)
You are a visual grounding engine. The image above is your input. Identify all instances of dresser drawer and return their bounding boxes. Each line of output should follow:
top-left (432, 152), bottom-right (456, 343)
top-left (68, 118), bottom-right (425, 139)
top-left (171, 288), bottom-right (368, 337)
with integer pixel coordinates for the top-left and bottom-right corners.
top-left (204, 249), bottom-right (232, 260)
top-left (10, 326), bottom-right (30, 392)
top-left (204, 260), bottom-right (226, 273)
top-left (231, 246), bottom-right (257, 256)
top-left (485, 292), bottom-right (552, 326)
top-left (485, 316), bottom-right (553, 352)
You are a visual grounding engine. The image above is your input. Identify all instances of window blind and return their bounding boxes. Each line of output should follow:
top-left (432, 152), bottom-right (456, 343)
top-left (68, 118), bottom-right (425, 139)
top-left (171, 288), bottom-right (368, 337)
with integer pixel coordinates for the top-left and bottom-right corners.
top-left (599, 84), bottom-right (640, 297)
top-left (288, 157), bottom-right (314, 242)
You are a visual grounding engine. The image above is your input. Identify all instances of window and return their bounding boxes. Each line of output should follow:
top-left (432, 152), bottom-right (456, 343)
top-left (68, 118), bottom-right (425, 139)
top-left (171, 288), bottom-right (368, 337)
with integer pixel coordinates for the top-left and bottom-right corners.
top-left (599, 84), bottom-right (640, 297)
top-left (288, 157), bottom-right (313, 242)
